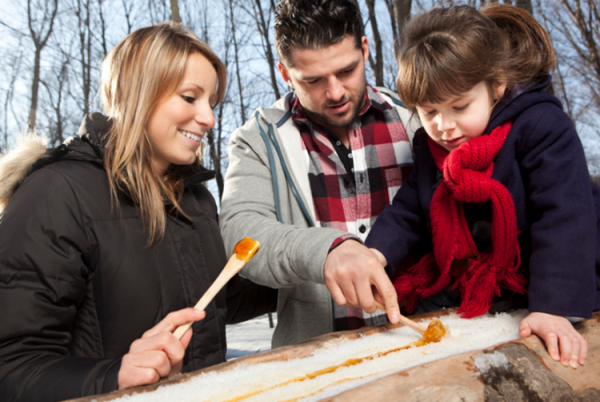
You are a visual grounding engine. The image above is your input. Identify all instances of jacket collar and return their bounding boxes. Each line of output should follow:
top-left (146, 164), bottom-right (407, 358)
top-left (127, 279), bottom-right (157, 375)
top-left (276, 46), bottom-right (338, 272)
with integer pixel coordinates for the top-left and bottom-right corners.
top-left (486, 74), bottom-right (560, 133)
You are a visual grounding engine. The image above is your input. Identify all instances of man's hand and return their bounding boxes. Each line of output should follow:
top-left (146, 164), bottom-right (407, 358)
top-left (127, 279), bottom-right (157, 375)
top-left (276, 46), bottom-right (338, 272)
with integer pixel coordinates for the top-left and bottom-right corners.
top-left (519, 311), bottom-right (587, 369)
top-left (323, 240), bottom-right (400, 325)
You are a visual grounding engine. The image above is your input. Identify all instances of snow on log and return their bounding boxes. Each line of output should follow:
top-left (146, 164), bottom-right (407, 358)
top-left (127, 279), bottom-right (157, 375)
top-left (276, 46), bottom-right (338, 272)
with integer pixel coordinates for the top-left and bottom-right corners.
top-left (65, 310), bottom-right (600, 402)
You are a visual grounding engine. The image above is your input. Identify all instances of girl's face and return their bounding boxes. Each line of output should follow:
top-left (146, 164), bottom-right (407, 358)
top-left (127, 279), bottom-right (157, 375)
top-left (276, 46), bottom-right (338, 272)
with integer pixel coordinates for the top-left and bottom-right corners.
top-left (416, 81), bottom-right (506, 152)
top-left (146, 52), bottom-right (217, 175)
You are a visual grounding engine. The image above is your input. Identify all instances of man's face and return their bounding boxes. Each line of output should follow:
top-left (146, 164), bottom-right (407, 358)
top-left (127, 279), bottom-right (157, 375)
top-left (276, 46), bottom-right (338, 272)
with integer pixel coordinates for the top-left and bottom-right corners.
top-left (278, 36), bottom-right (369, 138)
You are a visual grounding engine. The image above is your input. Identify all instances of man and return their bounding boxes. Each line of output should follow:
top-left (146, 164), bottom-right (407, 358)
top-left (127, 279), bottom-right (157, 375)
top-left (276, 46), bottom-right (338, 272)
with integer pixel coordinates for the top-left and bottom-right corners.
top-left (220, 0), bottom-right (416, 348)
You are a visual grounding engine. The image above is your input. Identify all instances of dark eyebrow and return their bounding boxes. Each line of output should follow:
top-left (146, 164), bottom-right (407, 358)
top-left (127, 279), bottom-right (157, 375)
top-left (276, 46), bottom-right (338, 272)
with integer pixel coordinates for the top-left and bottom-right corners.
top-left (300, 59), bottom-right (360, 82)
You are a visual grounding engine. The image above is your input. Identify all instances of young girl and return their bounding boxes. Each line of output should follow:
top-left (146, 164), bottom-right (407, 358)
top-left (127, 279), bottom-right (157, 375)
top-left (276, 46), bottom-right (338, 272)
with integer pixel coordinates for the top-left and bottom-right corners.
top-left (365, 4), bottom-right (600, 369)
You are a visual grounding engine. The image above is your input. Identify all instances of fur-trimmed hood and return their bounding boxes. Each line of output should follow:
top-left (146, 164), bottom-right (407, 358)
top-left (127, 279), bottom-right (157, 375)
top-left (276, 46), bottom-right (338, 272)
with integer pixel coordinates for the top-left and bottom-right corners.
top-left (0, 113), bottom-right (107, 211)
top-left (0, 134), bottom-right (49, 210)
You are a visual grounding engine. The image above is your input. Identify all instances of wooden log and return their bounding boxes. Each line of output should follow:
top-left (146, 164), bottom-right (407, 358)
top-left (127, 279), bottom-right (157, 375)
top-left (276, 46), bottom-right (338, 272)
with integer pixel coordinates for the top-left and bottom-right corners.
top-left (65, 311), bottom-right (600, 402)
top-left (323, 314), bottom-right (600, 401)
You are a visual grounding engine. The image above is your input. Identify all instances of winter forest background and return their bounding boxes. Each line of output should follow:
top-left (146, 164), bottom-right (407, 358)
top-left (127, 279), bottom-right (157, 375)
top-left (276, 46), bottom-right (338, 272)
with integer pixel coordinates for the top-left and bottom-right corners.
top-left (0, 0), bottom-right (599, 203)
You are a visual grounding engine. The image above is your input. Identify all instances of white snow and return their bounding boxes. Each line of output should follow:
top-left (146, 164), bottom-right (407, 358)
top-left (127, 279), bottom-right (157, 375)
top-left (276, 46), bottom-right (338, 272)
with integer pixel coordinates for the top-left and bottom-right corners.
top-left (225, 313), bottom-right (277, 360)
top-left (473, 350), bottom-right (510, 373)
top-left (108, 310), bottom-right (528, 402)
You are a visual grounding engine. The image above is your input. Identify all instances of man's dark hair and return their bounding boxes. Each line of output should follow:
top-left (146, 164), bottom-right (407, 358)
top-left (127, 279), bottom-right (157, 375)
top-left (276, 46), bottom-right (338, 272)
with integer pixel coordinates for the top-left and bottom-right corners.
top-left (275, 0), bottom-right (364, 66)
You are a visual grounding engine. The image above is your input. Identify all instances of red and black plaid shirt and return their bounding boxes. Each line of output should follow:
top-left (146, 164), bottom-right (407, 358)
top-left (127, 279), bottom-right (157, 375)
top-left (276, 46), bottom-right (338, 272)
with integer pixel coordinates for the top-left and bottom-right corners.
top-left (291, 84), bottom-right (413, 330)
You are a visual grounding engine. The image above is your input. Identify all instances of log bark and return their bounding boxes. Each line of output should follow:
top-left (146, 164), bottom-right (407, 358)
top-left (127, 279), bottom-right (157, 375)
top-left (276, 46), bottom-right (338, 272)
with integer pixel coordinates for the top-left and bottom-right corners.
top-left (324, 314), bottom-right (600, 402)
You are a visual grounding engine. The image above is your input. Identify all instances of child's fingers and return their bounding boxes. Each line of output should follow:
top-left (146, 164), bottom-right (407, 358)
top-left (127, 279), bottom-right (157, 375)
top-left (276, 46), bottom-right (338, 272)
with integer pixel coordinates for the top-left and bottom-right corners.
top-left (543, 331), bottom-right (560, 362)
top-left (556, 328), bottom-right (587, 369)
top-left (565, 331), bottom-right (587, 368)
top-left (557, 332), bottom-right (574, 367)
top-left (518, 319), bottom-right (532, 338)
top-left (578, 337), bottom-right (588, 366)
top-left (567, 337), bottom-right (580, 369)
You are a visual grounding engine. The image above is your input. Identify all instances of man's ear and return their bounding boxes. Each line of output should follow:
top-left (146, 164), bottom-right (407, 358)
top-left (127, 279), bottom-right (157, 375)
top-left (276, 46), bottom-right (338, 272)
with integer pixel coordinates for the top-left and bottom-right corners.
top-left (278, 61), bottom-right (292, 87)
top-left (360, 36), bottom-right (369, 64)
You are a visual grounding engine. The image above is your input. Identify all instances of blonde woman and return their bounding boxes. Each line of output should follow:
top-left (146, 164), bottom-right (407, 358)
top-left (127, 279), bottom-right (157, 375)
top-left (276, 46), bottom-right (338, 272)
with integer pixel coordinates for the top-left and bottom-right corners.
top-left (0, 23), bottom-right (275, 401)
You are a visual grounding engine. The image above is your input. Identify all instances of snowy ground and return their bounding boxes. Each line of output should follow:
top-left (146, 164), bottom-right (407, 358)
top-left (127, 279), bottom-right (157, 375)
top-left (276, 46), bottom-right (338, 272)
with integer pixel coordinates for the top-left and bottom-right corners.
top-left (225, 313), bottom-right (276, 360)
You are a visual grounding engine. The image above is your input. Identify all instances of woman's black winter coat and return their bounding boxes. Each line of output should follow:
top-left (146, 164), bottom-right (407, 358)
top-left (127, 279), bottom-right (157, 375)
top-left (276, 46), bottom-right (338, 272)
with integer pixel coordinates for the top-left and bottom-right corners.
top-left (0, 113), bottom-right (276, 401)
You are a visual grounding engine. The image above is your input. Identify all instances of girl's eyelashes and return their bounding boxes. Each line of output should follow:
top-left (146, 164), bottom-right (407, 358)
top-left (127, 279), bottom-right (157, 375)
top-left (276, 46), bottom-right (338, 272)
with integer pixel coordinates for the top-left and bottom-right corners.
top-left (454, 103), bottom-right (469, 111)
top-left (181, 95), bottom-right (196, 104)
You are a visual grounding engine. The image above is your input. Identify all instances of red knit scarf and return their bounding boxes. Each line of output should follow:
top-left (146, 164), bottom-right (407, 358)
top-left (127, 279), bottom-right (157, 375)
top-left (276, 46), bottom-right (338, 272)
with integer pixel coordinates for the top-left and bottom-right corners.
top-left (393, 121), bottom-right (527, 318)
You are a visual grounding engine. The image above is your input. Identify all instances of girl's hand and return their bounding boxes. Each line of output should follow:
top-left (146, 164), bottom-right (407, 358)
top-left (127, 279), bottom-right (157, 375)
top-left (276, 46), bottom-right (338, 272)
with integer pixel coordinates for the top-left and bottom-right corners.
top-left (519, 312), bottom-right (587, 369)
top-left (369, 248), bottom-right (388, 267)
top-left (118, 308), bottom-right (206, 389)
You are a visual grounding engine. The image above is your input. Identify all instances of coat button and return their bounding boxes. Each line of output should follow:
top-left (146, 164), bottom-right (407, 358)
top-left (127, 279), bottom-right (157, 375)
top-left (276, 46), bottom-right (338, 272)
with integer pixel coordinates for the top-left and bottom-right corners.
top-left (359, 225), bottom-right (367, 233)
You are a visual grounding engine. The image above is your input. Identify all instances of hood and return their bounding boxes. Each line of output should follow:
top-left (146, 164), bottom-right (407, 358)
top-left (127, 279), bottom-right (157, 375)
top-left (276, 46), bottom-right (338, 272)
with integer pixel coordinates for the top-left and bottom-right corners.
top-left (0, 134), bottom-right (49, 210)
top-left (0, 113), bottom-right (108, 210)
top-left (486, 75), bottom-right (562, 132)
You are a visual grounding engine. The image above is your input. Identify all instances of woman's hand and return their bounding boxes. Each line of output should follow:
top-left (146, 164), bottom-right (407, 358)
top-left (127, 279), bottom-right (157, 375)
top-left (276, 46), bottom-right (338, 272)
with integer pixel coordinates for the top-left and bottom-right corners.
top-left (519, 311), bottom-right (587, 369)
top-left (118, 308), bottom-right (206, 389)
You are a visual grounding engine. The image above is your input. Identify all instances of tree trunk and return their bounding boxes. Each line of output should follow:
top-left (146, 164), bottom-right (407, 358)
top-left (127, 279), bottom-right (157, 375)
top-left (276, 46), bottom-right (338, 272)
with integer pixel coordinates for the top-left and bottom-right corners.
top-left (383, 0), bottom-right (399, 44)
top-left (365, 0), bottom-right (384, 87)
top-left (76, 0), bottom-right (92, 116)
top-left (250, 0), bottom-right (281, 100)
top-left (42, 59), bottom-right (68, 145)
top-left (206, 126), bottom-right (224, 199)
top-left (26, 0), bottom-right (58, 130)
top-left (228, 0), bottom-right (247, 124)
top-left (27, 47), bottom-right (42, 130)
top-left (98, 0), bottom-right (109, 56)
top-left (515, 0), bottom-right (533, 14)
top-left (170, 0), bottom-right (181, 23)
top-left (561, 0), bottom-right (600, 107)
top-left (3, 50), bottom-right (22, 150)
top-left (393, 0), bottom-right (411, 38)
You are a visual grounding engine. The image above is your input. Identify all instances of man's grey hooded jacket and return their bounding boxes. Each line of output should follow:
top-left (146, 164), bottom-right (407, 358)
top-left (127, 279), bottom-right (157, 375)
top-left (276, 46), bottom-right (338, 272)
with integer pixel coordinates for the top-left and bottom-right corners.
top-left (220, 89), bottom-right (416, 347)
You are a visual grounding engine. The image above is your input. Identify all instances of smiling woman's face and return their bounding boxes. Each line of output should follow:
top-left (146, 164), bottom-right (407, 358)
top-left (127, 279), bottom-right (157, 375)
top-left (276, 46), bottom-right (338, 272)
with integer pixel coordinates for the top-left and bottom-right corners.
top-left (146, 52), bottom-right (218, 175)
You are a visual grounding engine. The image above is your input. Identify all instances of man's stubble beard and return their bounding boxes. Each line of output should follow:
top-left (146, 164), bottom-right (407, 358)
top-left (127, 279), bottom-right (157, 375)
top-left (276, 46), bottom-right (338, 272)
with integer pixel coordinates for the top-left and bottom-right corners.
top-left (306, 84), bottom-right (367, 132)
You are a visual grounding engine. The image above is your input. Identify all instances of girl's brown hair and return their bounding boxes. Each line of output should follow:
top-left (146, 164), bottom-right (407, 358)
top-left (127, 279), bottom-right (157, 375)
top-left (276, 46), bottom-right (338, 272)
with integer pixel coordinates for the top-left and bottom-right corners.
top-left (100, 22), bottom-right (226, 244)
top-left (396, 4), bottom-right (556, 109)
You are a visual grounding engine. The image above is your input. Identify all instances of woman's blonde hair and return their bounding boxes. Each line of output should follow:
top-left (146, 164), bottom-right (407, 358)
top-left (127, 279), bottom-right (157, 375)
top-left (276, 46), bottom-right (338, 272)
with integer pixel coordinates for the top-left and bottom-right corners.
top-left (100, 22), bottom-right (226, 244)
top-left (396, 4), bottom-right (556, 109)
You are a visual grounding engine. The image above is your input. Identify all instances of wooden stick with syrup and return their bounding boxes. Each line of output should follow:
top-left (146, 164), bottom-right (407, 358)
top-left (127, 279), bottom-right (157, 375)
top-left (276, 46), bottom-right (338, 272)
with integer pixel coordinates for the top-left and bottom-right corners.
top-left (375, 300), bottom-right (428, 336)
top-left (173, 237), bottom-right (260, 340)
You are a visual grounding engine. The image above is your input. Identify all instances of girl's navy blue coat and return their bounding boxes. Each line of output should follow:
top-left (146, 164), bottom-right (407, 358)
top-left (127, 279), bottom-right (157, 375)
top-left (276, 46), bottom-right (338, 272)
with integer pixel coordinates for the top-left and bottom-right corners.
top-left (366, 78), bottom-right (600, 318)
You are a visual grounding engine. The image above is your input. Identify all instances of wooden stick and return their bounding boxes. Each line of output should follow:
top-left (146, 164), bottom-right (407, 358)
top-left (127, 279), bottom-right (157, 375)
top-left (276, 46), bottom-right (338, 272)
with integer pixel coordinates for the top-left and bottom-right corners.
top-left (173, 238), bottom-right (260, 340)
top-left (375, 300), bottom-right (427, 336)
